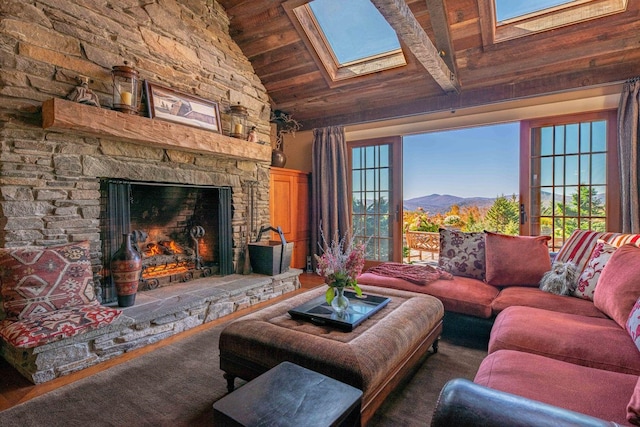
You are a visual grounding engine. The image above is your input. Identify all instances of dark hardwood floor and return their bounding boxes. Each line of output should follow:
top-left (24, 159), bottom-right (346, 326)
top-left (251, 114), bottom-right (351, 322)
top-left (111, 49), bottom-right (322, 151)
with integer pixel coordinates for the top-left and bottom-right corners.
top-left (0, 272), bottom-right (322, 411)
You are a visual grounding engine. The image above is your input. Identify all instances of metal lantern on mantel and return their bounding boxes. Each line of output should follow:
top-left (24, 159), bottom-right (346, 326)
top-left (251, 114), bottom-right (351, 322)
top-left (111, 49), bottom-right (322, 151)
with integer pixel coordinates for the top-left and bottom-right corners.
top-left (111, 61), bottom-right (139, 114)
top-left (229, 102), bottom-right (248, 139)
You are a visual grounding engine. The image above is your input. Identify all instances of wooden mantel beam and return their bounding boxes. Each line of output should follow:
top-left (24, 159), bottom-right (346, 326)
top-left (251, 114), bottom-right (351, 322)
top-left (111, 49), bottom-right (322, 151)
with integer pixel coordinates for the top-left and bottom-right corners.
top-left (370, 0), bottom-right (461, 93)
top-left (41, 98), bottom-right (272, 163)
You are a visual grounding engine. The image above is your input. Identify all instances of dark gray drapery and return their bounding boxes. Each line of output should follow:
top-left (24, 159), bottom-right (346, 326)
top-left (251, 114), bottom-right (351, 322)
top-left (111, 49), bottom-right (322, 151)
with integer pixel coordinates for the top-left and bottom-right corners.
top-left (311, 126), bottom-right (350, 263)
top-left (617, 80), bottom-right (640, 233)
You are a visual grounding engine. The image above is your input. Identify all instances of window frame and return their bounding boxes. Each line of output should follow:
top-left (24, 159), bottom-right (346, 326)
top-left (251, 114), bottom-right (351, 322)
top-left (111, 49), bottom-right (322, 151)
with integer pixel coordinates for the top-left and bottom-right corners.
top-left (520, 110), bottom-right (620, 249)
top-left (284, 0), bottom-right (408, 86)
top-left (478, 0), bottom-right (628, 46)
top-left (348, 136), bottom-right (403, 269)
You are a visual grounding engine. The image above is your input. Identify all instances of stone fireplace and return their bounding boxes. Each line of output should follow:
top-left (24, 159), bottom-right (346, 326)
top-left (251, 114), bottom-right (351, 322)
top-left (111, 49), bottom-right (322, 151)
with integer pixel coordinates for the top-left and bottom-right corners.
top-left (0, 108), bottom-right (273, 304)
top-left (0, 0), bottom-right (306, 384)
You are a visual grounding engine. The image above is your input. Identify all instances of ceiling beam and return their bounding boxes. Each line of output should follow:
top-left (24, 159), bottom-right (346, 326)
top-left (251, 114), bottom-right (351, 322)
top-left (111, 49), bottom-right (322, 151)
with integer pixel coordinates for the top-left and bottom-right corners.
top-left (425, 0), bottom-right (457, 73)
top-left (370, 0), bottom-right (461, 93)
top-left (297, 61), bottom-right (633, 129)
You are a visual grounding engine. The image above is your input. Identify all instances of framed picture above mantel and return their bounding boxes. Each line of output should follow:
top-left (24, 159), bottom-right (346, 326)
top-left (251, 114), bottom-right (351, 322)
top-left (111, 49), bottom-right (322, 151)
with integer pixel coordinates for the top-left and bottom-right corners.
top-left (144, 81), bottom-right (222, 133)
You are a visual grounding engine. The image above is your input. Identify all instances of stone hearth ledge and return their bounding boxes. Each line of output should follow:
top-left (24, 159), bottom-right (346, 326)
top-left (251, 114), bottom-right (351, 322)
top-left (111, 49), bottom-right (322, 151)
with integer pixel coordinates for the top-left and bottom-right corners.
top-left (0, 270), bottom-right (302, 384)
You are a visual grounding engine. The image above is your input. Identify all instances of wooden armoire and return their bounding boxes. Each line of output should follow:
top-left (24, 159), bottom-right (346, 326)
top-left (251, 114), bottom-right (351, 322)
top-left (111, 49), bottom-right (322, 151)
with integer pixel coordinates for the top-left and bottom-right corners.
top-left (269, 167), bottom-right (310, 270)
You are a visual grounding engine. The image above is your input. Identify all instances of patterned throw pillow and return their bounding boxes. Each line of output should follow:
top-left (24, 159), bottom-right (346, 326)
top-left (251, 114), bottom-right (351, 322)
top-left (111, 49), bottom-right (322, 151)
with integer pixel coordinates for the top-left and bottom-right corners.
top-left (438, 229), bottom-right (486, 280)
top-left (0, 241), bottom-right (98, 320)
top-left (0, 305), bottom-right (122, 349)
top-left (574, 240), bottom-right (617, 301)
top-left (626, 297), bottom-right (640, 353)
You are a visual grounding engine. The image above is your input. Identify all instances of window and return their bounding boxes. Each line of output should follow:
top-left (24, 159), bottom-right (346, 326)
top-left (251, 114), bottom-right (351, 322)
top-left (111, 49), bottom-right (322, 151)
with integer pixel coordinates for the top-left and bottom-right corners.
top-left (522, 111), bottom-right (619, 251)
top-left (288, 0), bottom-right (407, 83)
top-left (308, 0), bottom-right (401, 65)
top-left (479, 0), bottom-right (628, 45)
top-left (350, 137), bottom-right (402, 265)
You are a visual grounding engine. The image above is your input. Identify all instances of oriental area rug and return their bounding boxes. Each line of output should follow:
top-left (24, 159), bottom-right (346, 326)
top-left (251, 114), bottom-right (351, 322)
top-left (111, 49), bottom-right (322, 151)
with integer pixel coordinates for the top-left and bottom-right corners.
top-left (0, 320), bottom-right (486, 426)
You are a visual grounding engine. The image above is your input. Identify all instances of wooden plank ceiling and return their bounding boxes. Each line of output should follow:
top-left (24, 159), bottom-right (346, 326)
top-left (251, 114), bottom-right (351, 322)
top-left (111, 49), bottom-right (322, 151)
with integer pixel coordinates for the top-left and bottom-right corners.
top-left (218, 0), bottom-right (640, 130)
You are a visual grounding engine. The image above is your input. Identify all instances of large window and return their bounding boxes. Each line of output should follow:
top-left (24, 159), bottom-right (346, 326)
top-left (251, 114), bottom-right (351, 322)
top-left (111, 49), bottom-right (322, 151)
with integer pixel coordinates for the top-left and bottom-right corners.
top-left (522, 111), bottom-right (619, 250)
top-left (350, 137), bottom-right (402, 265)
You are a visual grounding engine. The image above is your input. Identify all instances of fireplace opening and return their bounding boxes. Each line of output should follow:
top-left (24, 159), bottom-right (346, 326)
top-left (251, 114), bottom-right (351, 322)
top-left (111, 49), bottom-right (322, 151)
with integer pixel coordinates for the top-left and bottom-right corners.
top-left (99, 180), bottom-right (233, 305)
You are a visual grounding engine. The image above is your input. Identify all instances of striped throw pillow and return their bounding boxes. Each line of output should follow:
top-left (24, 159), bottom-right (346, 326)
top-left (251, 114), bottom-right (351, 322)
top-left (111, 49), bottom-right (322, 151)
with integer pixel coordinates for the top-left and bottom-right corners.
top-left (555, 230), bottom-right (640, 276)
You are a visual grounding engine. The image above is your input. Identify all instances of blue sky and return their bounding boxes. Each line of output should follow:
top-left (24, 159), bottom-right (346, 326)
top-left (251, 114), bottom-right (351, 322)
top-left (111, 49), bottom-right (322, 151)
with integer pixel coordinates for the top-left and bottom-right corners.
top-left (309, 0), bottom-right (400, 64)
top-left (403, 123), bottom-right (520, 199)
top-left (495, 0), bottom-right (576, 21)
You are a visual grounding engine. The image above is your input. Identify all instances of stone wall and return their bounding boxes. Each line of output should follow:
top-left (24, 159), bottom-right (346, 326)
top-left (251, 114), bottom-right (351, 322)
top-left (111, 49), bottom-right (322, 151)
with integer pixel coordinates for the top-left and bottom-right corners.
top-left (0, 1), bottom-right (273, 273)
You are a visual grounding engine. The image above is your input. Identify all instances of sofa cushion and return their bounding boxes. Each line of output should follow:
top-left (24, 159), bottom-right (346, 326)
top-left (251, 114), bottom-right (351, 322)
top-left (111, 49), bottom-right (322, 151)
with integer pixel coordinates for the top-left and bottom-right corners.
top-left (489, 306), bottom-right (640, 375)
top-left (0, 241), bottom-right (98, 320)
top-left (0, 305), bottom-right (122, 348)
top-left (574, 241), bottom-right (617, 301)
top-left (474, 349), bottom-right (638, 425)
top-left (484, 232), bottom-right (551, 287)
top-left (555, 230), bottom-right (640, 276)
top-left (628, 377), bottom-right (640, 426)
top-left (438, 229), bottom-right (486, 280)
top-left (357, 272), bottom-right (498, 318)
top-left (491, 286), bottom-right (608, 318)
top-left (626, 297), bottom-right (640, 353)
top-left (594, 244), bottom-right (640, 329)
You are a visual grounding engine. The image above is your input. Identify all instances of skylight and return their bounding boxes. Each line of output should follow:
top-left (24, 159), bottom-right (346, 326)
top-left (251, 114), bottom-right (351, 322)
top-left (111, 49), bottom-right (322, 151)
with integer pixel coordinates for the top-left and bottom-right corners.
top-left (494, 0), bottom-right (579, 23)
top-left (288, 0), bottom-right (407, 83)
top-left (308, 0), bottom-right (401, 65)
top-left (481, 0), bottom-right (628, 44)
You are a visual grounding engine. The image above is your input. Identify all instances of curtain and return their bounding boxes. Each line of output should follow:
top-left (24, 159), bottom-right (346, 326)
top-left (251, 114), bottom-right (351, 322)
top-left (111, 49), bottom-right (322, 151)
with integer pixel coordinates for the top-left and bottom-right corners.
top-left (617, 80), bottom-right (640, 233)
top-left (311, 126), bottom-right (350, 262)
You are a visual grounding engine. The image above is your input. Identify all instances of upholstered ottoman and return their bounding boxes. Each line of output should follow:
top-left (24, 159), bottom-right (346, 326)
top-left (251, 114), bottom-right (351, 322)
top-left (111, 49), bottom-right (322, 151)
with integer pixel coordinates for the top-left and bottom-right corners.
top-left (218, 285), bottom-right (444, 425)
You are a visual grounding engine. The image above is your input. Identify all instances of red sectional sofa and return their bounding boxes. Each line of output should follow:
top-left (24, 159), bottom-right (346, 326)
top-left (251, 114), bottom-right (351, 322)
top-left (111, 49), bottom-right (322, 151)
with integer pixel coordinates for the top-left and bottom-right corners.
top-left (358, 229), bottom-right (637, 321)
top-left (358, 229), bottom-right (640, 424)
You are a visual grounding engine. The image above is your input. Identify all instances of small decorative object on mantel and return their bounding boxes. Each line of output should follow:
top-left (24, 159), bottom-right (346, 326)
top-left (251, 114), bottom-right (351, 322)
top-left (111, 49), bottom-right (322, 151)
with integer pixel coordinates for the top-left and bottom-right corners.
top-left (315, 228), bottom-right (365, 317)
top-left (110, 233), bottom-right (142, 307)
top-left (247, 126), bottom-right (258, 142)
top-left (112, 61), bottom-right (140, 114)
top-left (270, 110), bottom-right (302, 168)
top-left (229, 102), bottom-right (248, 139)
top-left (66, 75), bottom-right (100, 107)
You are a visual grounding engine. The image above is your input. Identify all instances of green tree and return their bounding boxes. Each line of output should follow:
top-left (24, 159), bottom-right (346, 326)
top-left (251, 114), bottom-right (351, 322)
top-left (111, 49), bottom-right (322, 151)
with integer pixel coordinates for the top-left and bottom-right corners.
top-left (353, 196), bottom-right (390, 259)
top-left (554, 186), bottom-right (605, 237)
top-left (484, 194), bottom-right (519, 235)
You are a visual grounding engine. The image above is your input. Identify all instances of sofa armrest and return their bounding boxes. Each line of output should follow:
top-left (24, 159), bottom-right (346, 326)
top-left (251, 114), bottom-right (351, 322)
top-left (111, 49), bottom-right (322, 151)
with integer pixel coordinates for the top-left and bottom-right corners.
top-left (431, 379), bottom-right (619, 427)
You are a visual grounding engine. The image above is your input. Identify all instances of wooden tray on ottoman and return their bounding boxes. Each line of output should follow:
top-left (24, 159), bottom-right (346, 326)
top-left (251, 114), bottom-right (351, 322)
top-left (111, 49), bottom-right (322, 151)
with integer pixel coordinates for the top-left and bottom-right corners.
top-left (218, 285), bottom-right (444, 425)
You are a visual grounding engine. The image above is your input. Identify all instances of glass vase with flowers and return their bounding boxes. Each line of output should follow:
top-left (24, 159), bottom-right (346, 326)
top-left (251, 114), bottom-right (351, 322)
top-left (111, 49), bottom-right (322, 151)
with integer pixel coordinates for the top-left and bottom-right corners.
top-left (315, 229), bottom-right (366, 316)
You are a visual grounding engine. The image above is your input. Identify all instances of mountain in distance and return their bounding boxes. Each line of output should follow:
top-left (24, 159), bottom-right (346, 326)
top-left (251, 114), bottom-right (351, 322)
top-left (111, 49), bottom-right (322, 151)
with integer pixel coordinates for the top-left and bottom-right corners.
top-left (403, 194), bottom-right (496, 214)
top-left (404, 190), bottom-right (605, 215)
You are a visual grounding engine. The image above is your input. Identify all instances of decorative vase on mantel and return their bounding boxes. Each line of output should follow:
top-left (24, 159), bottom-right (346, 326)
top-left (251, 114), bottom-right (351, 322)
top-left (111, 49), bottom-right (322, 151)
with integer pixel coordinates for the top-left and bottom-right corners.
top-left (110, 233), bottom-right (142, 307)
top-left (330, 286), bottom-right (350, 317)
top-left (271, 148), bottom-right (287, 168)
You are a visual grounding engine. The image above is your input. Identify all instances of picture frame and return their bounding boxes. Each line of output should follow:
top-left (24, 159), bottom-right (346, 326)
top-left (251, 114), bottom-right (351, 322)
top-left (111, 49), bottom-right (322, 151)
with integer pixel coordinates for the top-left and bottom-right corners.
top-left (144, 81), bottom-right (222, 133)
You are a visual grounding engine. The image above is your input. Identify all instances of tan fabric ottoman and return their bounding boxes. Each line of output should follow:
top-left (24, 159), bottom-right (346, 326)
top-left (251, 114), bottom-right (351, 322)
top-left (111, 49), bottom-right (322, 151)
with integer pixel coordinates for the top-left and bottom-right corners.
top-left (219, 285), bottom-right (444, 425)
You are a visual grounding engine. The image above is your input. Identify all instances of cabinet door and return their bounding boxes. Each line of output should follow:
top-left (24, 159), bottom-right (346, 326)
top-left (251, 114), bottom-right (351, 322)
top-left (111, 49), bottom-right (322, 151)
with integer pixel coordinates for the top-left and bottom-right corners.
top-left (293, 173), bottom-right (310, 268)
top-left (270, 168), bottom-right (310, 269)
top-left (270, 172), bottom-right (295, 241)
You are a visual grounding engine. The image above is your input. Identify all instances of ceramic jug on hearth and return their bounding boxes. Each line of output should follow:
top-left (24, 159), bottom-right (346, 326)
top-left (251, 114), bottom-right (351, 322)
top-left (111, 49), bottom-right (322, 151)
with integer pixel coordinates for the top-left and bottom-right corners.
top-left (110, 233), bottom-right (142, 307)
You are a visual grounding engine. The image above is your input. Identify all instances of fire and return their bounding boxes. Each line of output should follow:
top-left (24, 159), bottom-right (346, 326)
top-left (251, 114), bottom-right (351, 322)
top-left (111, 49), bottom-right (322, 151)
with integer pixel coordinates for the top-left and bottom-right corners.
top-left (166, 240), bottom-right (183, 253)
top-left (144, 240), bottom-right (184, 257)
